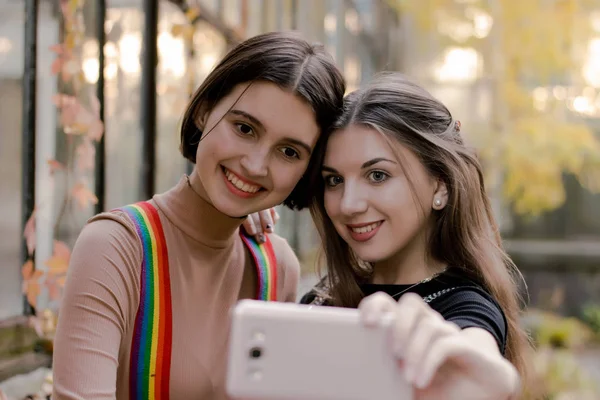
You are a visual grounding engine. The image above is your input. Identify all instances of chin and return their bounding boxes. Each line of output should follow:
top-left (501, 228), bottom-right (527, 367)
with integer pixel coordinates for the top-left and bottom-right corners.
top-left (215, 194), bottom-right (284, 219)
top-left (356, 254), bottom-right (384, 264)
top-left (349, 246), bottom-right (387, 264)
top-left (208, 195), bottom-right (253, 218)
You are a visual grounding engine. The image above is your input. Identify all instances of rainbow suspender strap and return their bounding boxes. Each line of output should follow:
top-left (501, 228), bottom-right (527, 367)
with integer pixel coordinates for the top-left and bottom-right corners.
top-left (117, 202), bottom-right (277, 400)
top-left (240, 230), bottom-right (278, 301)
top-left (119, 201), bottom-right (173, 400)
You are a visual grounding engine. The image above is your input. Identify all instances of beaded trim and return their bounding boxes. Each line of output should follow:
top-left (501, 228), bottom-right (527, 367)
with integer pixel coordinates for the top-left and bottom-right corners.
top-left (309, 287), bottom-right (461, 306)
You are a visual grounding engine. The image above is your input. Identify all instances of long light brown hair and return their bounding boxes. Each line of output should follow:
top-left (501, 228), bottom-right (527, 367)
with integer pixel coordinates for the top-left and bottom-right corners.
top-left (310, 72), bottom-right (533, 391)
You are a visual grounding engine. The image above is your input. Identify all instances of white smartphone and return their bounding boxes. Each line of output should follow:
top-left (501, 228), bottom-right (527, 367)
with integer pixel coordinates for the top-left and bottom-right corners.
top-left (226, 299), bottom-right (413, 400)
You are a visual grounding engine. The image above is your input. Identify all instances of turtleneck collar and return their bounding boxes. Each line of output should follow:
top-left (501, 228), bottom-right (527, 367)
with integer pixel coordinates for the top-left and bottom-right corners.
top-left (153, 174), bottom-right (244, 249)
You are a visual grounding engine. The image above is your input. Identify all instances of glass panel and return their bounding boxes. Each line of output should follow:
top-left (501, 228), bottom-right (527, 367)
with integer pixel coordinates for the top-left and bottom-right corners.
top-left (155, 1), bottom-right (189, 194)
top-left (193, 20), bottom-right (227, 84)
top-left (104, 3), bottom-right (144, 208)
top-left (0, 77), bottom-right (23, 319)
top-left (0, 1), bottom-right (24, 320)
top-left (0, 1), bottom-right (62, 318)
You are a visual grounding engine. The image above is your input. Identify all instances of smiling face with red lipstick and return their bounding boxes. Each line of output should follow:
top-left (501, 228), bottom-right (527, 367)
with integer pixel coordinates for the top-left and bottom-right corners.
top-left (192, 81), bottom-right (321, 218)
top-left (321, 124), bottom-right (447, 274)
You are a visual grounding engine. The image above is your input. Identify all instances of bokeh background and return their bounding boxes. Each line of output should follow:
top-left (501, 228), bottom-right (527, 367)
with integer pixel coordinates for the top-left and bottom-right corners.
top-left (1, 0), bottom-right (600, 398)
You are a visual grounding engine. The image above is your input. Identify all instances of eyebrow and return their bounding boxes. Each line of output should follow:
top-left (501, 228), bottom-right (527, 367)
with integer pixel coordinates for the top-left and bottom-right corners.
top-left (229, 109), bottom-right (265, 131)
top-left (228, 108), bottom-right (313, 155)
top-left (322, 157), bottom-right (396, 173)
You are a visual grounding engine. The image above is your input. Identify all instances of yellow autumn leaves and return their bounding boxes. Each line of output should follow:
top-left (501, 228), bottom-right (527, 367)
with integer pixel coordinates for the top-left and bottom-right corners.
top-left (504, 117), bottom-right (599, 215)
top-left (386, 0), bottom-right (600, 216)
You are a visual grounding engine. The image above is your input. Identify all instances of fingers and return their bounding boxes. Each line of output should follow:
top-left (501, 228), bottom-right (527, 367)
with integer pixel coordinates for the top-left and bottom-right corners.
top-left (390, 293), bottom-right (430, 357)
top-left (243, 209), bottom-right (278, 244)
top-left (404, 316), bottom-right (460, 387)
top-left (258, 209), bottom-right (275, 234)
top-left (415, 335), bottom-right (465, 389)
top-left (270, 208), bottom-right (280, 226)
top-left (243, 213), bottom-right (261, 235)
top-left (402, 312), bottom-right (448, 383)
top-left (358, 292), bottom-right (397, 327)
top-left (383, 293), bottom-right (465, 389)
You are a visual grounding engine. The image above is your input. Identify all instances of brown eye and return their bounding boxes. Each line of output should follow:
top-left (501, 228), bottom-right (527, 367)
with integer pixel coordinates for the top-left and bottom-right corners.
top-left (280, 147), bottom-right (300, 159)
top-left (235, 123), bottom-right (254, 136)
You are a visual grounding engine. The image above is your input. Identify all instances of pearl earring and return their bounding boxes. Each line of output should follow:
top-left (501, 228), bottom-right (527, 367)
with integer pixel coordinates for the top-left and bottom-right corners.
top-left (434, 198), bottom-right (442, 207)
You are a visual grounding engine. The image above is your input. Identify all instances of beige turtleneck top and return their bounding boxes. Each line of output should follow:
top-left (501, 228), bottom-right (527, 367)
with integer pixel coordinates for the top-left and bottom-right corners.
top-left (52, 176), bottom-right (300, 399)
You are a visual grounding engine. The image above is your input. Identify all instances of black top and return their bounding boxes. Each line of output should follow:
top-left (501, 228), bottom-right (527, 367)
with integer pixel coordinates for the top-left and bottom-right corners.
top-left (299, 268), bottom-right (507, 355)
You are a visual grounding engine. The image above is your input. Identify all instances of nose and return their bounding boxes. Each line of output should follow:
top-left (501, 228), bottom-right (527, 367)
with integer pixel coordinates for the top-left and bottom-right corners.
top-left (339, 183), bottom-right (368, 217)
top-left (240, 147), bottom-right (269, 178)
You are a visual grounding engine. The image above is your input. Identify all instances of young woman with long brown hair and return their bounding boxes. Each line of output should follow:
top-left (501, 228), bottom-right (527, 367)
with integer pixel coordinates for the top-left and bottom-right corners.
top-left (302, 72), bottom-right (532, 399)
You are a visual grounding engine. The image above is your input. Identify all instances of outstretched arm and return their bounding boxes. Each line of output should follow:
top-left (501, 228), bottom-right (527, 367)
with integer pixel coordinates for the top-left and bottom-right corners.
top-left (359, 292), bottom-right (520, 400)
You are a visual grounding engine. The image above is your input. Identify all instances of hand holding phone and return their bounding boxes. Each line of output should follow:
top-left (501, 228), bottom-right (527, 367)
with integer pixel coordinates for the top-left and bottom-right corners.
top-left (226, 300), bottom-right (413, 400)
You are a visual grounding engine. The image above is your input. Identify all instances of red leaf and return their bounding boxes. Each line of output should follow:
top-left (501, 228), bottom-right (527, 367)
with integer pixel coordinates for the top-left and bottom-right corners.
top-left (22, 259), bottom-right (34, 280)
top-left (23, 210), bottom-right (36, 255)
top-left (49, 43), bottom-right (65, 54)
top-left (56, 275), bottom-right (67, 288)
top-left (51, 58), bottom-right (63, 75)
top-left (26, 282), bottom-right (40, 308)
top-left (88, 120), bottom-right (104, 142)
top-left (71, 181), bottom-right (98, 209)
top-left (54, 94), bottom-right (104, 138)
top-left (87, 94), bottom-right (105, 141)
top-left (53, 240), bottom-right (71, 260)
top-left (46, 241), bottom-right (71, 276)
top-left (48, 279), bottom-right (62, 302)
top-left (22, 262), bottom-right (44, 308)
top-left (48, 158), bottom-right (66, 173)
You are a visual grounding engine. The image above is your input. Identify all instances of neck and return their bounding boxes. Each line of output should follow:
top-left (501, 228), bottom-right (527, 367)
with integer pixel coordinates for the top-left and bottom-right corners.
top-left (371, 229), bottom-right (445, 285)
top-left (153, 172), bottom-right (244, 249)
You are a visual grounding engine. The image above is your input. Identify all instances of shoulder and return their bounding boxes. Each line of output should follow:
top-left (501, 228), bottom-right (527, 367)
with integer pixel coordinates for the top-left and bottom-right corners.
top-left (70, 209), bottom-right (144, 286)
top-left (84, 201), bottom-right (165, 253)
top-left (429, 288), bottom-right (507, 354)
top-left (267, 233), bottom-right (300, 301)
top-left (62, 209), bottom-right (146, 330)
top-left (268, 233), bottom-right (300, 273)
top-left (83, 209), bottom-right (142, 256)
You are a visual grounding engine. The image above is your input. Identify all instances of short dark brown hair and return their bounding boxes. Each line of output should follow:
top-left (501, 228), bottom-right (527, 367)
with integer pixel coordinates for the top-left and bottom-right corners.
top-left (180, 31), bottom-right (345, 210)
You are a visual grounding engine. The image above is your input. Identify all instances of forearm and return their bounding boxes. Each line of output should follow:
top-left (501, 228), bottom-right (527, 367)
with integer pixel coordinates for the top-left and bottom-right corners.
top-left (461, 328), bottom-right (520, 398)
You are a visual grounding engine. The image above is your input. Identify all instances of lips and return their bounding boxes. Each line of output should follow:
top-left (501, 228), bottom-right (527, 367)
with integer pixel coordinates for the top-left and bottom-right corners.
top-left (222, 166), bottom-right (264, 198)
top-left (346, 221), bottom-right (384, 242)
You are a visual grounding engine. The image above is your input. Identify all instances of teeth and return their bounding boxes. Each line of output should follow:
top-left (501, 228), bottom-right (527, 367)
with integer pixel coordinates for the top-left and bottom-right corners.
top-left (351, 222), bottom-right (381, 234)
top-left (225, 169), bottom-right (261, 193)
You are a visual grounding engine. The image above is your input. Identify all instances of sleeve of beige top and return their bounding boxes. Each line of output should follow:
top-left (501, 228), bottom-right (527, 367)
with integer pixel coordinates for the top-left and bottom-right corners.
top-left (269, 233), bottom-right (300, 303)
top-left (52, 212), bottom-right (142, 400)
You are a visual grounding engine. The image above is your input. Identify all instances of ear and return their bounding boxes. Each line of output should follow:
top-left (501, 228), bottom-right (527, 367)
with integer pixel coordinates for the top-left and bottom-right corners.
top-left (432, 180), bottom-right (448, 210)
top-left (196, 109), bottom-right (208, 131)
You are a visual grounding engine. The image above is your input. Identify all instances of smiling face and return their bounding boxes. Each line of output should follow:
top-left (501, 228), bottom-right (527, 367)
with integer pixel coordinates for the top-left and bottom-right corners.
top-left (322, 124), bottom-right (445, 265)
top-left (193, 81), bottom-right (320, 217)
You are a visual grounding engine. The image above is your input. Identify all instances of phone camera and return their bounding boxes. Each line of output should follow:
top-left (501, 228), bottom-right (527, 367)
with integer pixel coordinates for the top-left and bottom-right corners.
top-left (249, 347), bottom-right (262, 359)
